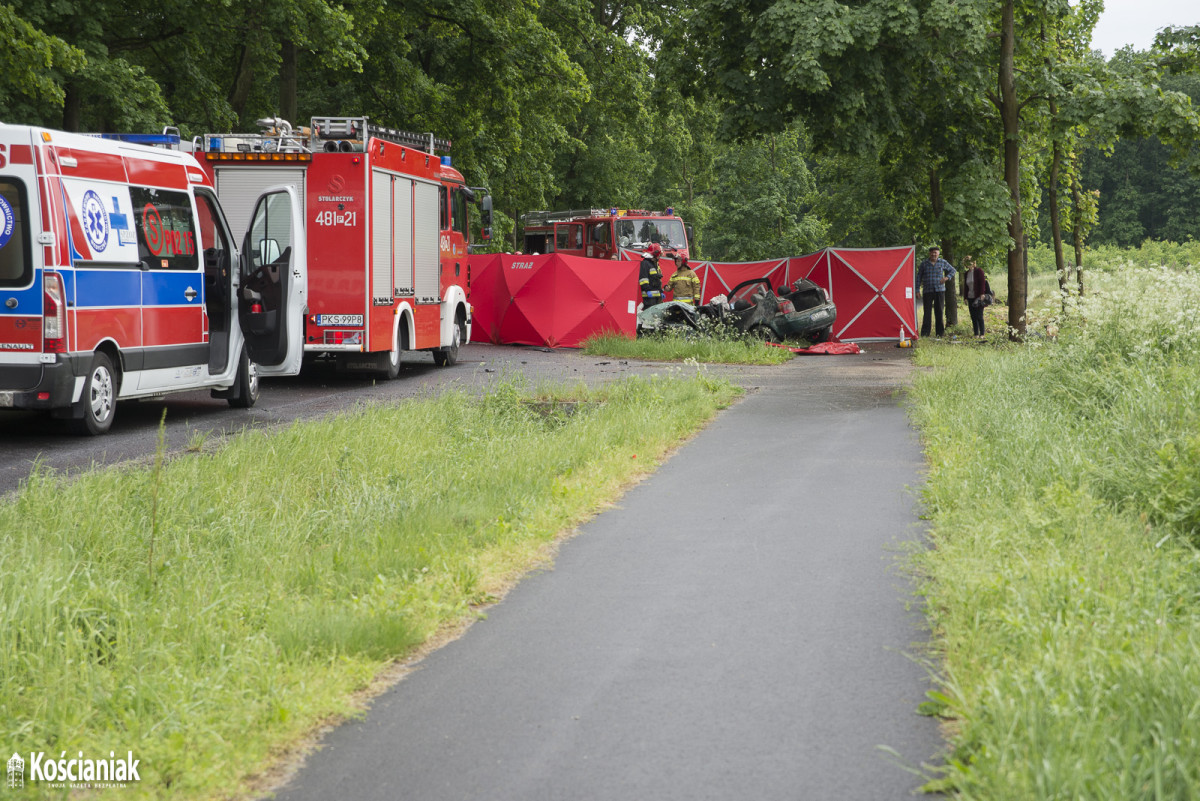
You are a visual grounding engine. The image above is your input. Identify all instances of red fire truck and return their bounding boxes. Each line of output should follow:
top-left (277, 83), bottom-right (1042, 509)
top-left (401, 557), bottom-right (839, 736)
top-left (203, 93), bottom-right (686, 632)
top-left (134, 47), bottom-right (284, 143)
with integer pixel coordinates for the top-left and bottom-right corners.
top-left (199, 116), bottom-right (492, 377)
top-left (521, 208), bottom-right (692, 264)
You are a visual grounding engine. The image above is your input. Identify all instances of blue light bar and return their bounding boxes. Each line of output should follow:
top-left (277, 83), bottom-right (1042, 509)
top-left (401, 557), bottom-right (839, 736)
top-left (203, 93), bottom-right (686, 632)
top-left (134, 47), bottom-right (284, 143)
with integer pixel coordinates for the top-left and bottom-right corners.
top-left (94, 133), bottom-right (182, 146)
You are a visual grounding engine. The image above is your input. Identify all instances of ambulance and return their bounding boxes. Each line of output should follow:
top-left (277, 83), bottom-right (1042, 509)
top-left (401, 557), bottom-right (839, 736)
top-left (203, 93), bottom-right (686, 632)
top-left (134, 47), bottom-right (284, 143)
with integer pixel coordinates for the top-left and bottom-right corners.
top-left (0, 124), bottom-right (307, 435)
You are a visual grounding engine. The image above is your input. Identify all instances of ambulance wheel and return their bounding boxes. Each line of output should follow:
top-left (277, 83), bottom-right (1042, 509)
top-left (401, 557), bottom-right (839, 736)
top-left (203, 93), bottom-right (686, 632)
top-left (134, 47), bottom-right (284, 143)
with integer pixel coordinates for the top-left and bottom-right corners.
top-left (433, 317), bottom-right (463, 367)
top-left (70, 352), bottom-right (118, 436)
top-left (228, 348), bottom-right (260, 408)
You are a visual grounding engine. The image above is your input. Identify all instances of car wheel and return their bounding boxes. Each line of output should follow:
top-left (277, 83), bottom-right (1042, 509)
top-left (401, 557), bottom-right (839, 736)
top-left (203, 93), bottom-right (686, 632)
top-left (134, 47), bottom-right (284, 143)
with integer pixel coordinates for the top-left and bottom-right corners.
top-left (227, 347), bottom-right (260, 408)
top-left (811, 326), bottom-right (832, 344)
top-left (70, 352), bottom-right (118, 435)
top-left (750, 324), bottom-right (780, 344)
top-left (433, 316), bottom-right (463, 367)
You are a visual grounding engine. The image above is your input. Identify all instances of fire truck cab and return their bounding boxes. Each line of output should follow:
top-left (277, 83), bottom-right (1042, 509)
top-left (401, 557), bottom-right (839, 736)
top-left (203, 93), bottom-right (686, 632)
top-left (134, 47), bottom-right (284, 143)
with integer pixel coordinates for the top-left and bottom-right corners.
top-left (0, 124), bottom-right (306, 435)
top-left (521, 208), bottom-right (692, 264)
top-left (199, 116), bottom-right (491, 378)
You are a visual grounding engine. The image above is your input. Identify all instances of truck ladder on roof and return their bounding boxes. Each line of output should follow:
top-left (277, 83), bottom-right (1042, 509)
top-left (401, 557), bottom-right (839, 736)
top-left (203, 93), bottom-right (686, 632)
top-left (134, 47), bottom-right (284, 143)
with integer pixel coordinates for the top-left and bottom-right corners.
top-left (521, 209), bottom-right (609, 227)
top-left (309, 116), bottom-right (451, 154)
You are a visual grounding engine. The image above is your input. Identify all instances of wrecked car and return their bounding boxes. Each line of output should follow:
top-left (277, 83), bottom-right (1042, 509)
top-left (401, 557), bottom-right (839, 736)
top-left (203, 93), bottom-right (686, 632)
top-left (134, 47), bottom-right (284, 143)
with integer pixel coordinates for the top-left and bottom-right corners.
top-left (726, 277), bottom-right (837, 343)
top-left (636, 300), bottom-right (704, 336)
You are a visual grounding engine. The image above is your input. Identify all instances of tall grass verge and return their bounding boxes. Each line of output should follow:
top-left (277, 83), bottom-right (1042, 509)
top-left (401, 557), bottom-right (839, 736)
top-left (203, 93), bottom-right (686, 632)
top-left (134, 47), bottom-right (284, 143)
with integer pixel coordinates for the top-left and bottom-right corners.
top-left (910, 266), bottom-right (1200, 798)
top-left (582, 331), bottom-right (793, 364)
top-left (0, 372), bottom-right (739, 799)
top-left (1028, 240), bottom-right (1200, 275)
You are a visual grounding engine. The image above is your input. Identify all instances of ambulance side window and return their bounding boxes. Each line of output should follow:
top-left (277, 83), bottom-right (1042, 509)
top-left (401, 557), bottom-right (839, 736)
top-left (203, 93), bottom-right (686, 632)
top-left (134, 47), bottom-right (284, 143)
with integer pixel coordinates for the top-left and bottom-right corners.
top-left (0, 179), bottom-right (30, 287)
top-left (194, 191), bottom-right (231, 287)
top-left (131, 187), bottom-right (199, 271)
top-left (193, 192), bottom-right (229, 256)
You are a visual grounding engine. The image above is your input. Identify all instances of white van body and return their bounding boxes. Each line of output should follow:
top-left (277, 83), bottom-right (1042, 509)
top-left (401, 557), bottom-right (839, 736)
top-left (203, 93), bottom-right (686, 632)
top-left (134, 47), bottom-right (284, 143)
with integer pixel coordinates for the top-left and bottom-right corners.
top-left (0, 125), bottom-right (307, 434)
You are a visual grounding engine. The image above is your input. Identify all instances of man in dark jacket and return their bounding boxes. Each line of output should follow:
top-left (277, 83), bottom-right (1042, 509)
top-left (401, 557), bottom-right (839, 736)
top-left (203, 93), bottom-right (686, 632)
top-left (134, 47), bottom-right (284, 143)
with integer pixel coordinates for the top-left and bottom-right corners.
top-left (639, 243), bottom-right (665, 309)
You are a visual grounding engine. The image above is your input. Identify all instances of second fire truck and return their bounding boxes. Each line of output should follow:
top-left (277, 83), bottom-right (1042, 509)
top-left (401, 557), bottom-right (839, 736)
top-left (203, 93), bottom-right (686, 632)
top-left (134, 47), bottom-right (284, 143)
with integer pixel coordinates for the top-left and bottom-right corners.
top-left (200, 116), bottom-right (492, 377)
top-left (521, 208), bottom-right (692, 264)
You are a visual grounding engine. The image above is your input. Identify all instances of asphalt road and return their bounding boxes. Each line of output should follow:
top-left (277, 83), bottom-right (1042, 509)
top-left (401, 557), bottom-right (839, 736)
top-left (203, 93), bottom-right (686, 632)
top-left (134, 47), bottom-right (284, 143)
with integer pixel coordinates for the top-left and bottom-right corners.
top-left (261, 344), bottom-right (942, 800)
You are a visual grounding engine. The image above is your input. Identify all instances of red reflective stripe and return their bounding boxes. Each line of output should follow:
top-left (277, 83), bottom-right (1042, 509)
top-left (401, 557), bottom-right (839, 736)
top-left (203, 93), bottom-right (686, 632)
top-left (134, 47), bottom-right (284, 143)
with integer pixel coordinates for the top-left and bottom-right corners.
top-left (9, 144), bottom-right (33, 165)
top-left (57, 148), bottom-right (127, 182)
top-left (125, 157), bottom-right (189, 190)
top-left (0, 315), bottom-right (41, 350)
top-left (75, 308), bottom-right (141, 352)
top-left (142, 307), bottom-right (205, 347)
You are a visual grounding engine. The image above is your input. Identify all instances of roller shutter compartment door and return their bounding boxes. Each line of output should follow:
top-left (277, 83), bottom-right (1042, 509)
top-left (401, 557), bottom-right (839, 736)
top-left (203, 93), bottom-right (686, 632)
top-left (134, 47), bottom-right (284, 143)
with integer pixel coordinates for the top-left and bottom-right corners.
top-left (413, 181), bottom-right (440, 304)
top-left (371, 171), bottom-right (392, 304)
top-left (393, 177), bottom-right (414, 297)
top-left (214, 167), bottom-right (305, 245)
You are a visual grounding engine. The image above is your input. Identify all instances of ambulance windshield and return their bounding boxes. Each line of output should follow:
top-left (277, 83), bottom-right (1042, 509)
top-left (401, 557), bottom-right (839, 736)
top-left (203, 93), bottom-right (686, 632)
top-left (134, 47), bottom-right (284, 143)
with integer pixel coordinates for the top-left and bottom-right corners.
top-left (0, 180), bottom-right (29, 287)
top-left (615, 218), bottom-right (686, 251)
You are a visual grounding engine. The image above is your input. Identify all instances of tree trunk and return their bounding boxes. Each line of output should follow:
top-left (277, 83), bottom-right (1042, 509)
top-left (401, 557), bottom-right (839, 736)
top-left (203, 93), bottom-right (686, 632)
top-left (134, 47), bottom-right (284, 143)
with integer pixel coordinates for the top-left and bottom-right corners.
top-left (1000, 0), bottom-right (1026, 339)
top-left (942, 236), bottom-right (959, 327)
top-left (280, 39), bottom-right (298, 124)
top-left (1044, 26), bottom-right (1068, 311)
top-left (1049, 136), bottom-right (1067, 310)
top-left (62, 81), bottom-right (83, 132)
top-left (928, 168), bottom-right (959, 326)
top-left (228, 44), bottom-right (256, 124)
top-left (1071, 169), bottom-right (1085, 296)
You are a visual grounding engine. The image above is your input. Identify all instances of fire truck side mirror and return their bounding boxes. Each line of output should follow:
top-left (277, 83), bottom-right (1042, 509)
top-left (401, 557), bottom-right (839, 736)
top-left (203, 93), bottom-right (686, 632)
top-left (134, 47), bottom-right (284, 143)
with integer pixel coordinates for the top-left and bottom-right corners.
top-left (686, 224), bottom-right (695, 245)
top-left (480, 195), bottom-right (493, 228)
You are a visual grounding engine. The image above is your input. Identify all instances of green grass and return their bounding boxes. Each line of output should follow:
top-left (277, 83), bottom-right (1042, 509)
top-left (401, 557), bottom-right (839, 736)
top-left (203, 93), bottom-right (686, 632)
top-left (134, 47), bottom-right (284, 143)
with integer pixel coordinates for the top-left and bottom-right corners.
top-left (1028, 240), bottom-right (1200, 275)
top-left (0, 373), bottom-right (740, 800)
top-left (909, 265), bottom-right (1200, 798)
top-left (582, 331), bottom-right (794, 365)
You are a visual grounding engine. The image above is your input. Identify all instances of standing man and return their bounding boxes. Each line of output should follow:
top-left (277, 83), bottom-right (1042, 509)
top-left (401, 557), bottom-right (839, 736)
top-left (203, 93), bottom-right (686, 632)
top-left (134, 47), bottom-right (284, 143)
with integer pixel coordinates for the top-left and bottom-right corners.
top-left (639, 243), bottom-right (665, 309)
top-left (664, 255), bottom-right (701, 306)
top-left (916, 246), bottom-right (956, 338)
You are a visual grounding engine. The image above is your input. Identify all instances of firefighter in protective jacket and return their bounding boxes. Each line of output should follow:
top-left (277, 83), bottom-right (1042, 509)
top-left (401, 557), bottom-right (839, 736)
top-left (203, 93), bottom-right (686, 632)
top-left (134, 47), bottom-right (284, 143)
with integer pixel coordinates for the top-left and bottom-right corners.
top-left (664, 255), bottom-right (701, 306)
top-left (639, 244), bottom-right (665, 308)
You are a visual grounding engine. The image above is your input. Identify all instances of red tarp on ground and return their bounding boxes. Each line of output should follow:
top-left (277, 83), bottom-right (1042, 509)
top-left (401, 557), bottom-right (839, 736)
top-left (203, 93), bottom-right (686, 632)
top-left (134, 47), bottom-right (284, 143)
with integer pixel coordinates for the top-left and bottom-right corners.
top-left (468, 254), bottom-right (638, 347)
top-left (768, 341), bottom-right (864, 355)
top-left (468, 246), bottom-right (916, 348)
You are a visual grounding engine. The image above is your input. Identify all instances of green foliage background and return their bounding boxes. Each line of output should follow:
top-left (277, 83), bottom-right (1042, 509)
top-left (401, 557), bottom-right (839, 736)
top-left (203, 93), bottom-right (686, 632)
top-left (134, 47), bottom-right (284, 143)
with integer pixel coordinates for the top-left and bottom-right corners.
top-left (5, 0), bottom-right (1196, 264)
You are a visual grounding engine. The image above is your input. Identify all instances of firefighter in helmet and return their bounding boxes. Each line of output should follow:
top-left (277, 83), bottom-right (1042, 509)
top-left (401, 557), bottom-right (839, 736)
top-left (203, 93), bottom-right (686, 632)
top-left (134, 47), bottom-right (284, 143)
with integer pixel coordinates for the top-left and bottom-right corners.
top-left (639, 243), bottom-right (665, 308)
top-left (664, 255), bottom-right (701, 306)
